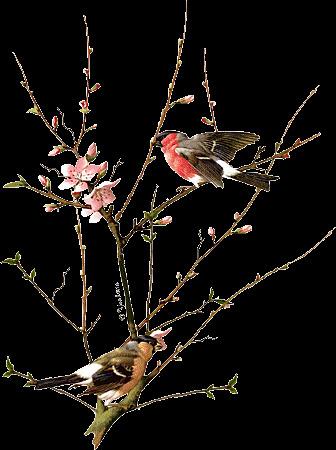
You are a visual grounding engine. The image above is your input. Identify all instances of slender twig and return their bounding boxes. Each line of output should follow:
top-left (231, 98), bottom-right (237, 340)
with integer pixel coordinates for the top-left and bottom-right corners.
top-left (123, 186), bottom-right (199, 246)
top-left (203, 48), bottom-right (218, 131)
top-left (40, 163), bottom-right (62, 178)
top-left (75, 209), bottom-right (92, 362)
top-left (149, 227), bottom-right (335, 379)
top-left (73, 15), bottom-right (91, 156)
top-left (26, 184), bottom-right (87, 209)
top-left (109, 159), bottom-right (124, 181)
top-left (52, 267), bottom-right (70, 303)
top-left (196, 229), bottom-right (206, 259)
top-left (145, 186), bottom-right (158, 332)
top-left (16, 263), bottom-right (79, 331)
top-left (87, 314), bottom-right (102, 335)
top-left (57, 107), bottom-right (76, 144)
top-left (8, 369), bottom-right (95, 412)
top-left (115, 0), bottom-right (188, 222)
top-left (150, 298), bottom-right (211, 332)
top-left (239, 132), bottom-right (321, 171)
top-left (132, 85), bottom-right (321, 335)
top-left (134, 384), bottom-right (231, 411)
top-left (12, 53), bottom-right (72, 150)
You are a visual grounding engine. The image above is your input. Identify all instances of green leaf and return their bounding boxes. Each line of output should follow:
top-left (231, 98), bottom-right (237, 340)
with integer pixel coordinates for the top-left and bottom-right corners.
top-left (15, 251), bottom-right (21, 262)
top-left (6, 356), bottom-right (14, 372)
top-left (1, 258), bottom-right (18, 265)
top-left (3, 181), bottom-right (26, 189)
top-left (79, 108), bottom-right (90, 114)
top-left (228, 386), bottom-right (238, 395)
top-left (23, 379), bottom-right (35, 388)
top-left (209, 287), bottom-right (215, 301)
top-left (141, 234), bottom-right (151, 243)
top-left (17, 174), bottom-right (28, 184)
top-left (2, 371), bottom-right (12, 378)
top-left (206, 391), bottom-right (216, 400)
top-left (22, 274), bottom-right (31, 281)
top-left (143, 210), bottom-right (159, 221)
top-left (213, 298), bottom-right (227, 305)
top-left (26, 106), bottom-right (39, 115)
top-left (152, 232), bottom-right (157, 241)
top-left (26, 372), bottom-right (34, 380)
top-left (30, 268), bottom-right (36, 281)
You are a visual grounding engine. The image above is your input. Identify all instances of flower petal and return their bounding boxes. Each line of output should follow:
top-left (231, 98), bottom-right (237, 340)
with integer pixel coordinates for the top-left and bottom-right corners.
top-left (81, 208), bottom-right (93, 217)
top-left (101, 189), bottom-right (116, 207)
top-left (58, 178), bottom-right (78, 190)
top-left (61, 164), bottom-right (75, 177)
top-left (75, 156), bottom-right (89, 173)
top-left (89, 211), bottom-right (103, 223)
top-left (97, 178), bottom-right (121, 189)
top-left (73, 181), bottom-right (88, 193)
top-left (81, 164), bottom-right (100, 180)
top-left (84, 191), bottom-right (103, 211)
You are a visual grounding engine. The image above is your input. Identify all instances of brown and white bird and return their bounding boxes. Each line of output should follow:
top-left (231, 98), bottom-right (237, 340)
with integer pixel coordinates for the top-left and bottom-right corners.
top-left (33, 329), bottom-right (171, 406)
top-left (155, 130), bottom-right (279, 191)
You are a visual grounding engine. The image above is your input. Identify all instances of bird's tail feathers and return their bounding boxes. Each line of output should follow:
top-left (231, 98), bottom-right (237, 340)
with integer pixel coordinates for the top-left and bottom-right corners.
top-left (34, 374), bottom-right (83, 390)
top-left (232, 171), bottom-right (279, 191)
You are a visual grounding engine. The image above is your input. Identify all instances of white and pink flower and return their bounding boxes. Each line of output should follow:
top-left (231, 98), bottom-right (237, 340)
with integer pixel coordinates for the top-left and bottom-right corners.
top-left (58, 157), bottom-right (103, 193)
top-left (81, 179), bottom-right (121, 223)
top-left (235, 225), bottom-right (253, 234)
top-left (208, 226), bottom-right (216, 241)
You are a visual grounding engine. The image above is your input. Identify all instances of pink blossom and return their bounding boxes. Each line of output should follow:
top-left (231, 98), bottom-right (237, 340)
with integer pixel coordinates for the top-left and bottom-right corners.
top-left (157, 216), bottom-right (172, 225)
top-left (236, 225), bottom-right (253, 234)
top-left (44, 204), bottom-right (58, 212)
top-left (81, 179), bottom-right (121, 223)
top-left (177, 95), bottom-right (194, 104)
top-left (150, 327), bottom-right (172, 351)
top-left (234, 211), bottom-right (241, 220)
top-left (208, 226), bottom-right (216, 240)
top-left (87, 142), bottom-right (97, 158)
top-left (38, 175), bottom-right (49, 188)
top-left (58, 157), bottom-right (100, 193)
top-left (52, 116), bottom-right (58, 129)
top-left (79, 99), bottom-right (88, 109)
top-left (48, 146), bottom-right (63, 156)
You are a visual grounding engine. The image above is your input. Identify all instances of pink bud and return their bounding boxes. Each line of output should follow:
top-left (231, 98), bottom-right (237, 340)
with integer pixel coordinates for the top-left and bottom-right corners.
top-left (201, 116), bottom-right (213, 126)
top-left (158, 216), bottom-right (173, 225)
top-left (294, 138), bottom-right (301, 146)
top-left (91, 124), bottom-right (98, 129)
top-left (83, 68), bottom-right (89, 76)
top-left (79, 99), bottom-right (88, 109)
top-left (44, 204), bottom-right (58, 212)
top-left (282, 152), bottom-right (290, 159)
top-left (87, 142), bottom-right (97, 157)
top-left (255, 273), bottom-right (261, 281)
top-left (52, 116), bottom-right (58, 129)
top-left (234, 212), bottom-right (241, 221)
top-left (208, 226), bottom-right (216, 241)
top-left (210, 100), bottom-right (217, 107)
top-left (98, 161), bottom-right (108, 176)
top-left (90, 83), bottom-right (101, 93)
top-left (236, 225), bottom-right (253, 234)
top-left (48, 146), bottom-right (63, 156)
top-left (38, 175), bottom-right (49, 188)
top-left (177, 95), bottom-right (194, 104)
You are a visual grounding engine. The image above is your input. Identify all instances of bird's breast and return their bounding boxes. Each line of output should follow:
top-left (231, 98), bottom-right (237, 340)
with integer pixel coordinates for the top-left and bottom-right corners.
top-left (163, 146), bottom-right (199, 181)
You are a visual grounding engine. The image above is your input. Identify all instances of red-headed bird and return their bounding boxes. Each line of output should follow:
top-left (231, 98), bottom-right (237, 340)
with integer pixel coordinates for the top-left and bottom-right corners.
top-left (33, 329), bottom-right (171, 406)
top-left (155, 130), bottom-right (278, 191)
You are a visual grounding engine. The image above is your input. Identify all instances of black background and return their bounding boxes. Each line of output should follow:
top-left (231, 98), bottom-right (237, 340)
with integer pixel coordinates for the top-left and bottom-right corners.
top-left (0, 1), bottom-right (334, 448)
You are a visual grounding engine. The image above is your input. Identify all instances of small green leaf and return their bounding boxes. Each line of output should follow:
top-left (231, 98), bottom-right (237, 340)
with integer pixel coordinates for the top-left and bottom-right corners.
top-left (26, 106), bottom-right (39, 115)
top-left (30, 268), bottom-right (36, 281)
top-left (213, 298), bottom-right (227, 305)
top-left (228, 386), bottom-right (238, 395)
top-left (6, 356), bottom-right (14, 372)
top-left (17, 174), bottom-right (28, 184)
top-left (141, 234), bottom-right (151, 243)
top-left (26, 372), bottom-right (34, 380)
top-left (149, 156), bottom-right (156, 163)
top-left (1, 258), bottom-right (18, 265)
top-left (209, 287), bottom-right (215, 301)
top-left (22, 275), bottom-right (31, 281)
top-left (15, 251), bottom-right (21, 262)
top-left (2, 371), bottom-right (12, 378)
top-left (87, 286), bottom-right (93, 296)
top-left (79, 108), bottom-right (90, 114)
top-left (152, 232), bottom-right (157, 241)
top-left (23, 379), bottom-right (35, 388)
top-left (3, 181), bottom-right (26, 189)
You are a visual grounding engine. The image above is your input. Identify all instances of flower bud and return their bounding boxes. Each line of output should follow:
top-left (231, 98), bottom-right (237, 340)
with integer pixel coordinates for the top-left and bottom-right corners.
top-left (97, 161), bottom-right (108, 178)
top-left (210, 100), bottom-right (217, 107)
top-left (90, 83), bottom-right (101, 93)
top-left (208, 226), bottom-right (216, 242)
top-left (38, 175), bottom-right (50, 189)
top-left (176, 95), bottom-right (194, 104)
top-left (79, 99), bottom-right (88, 109)
top-left (201, 116), bottom-right (213, 126)
top-left (155, 216), bottom-right (172, 225)
top-left (86, 142), bottom-right (97, 161)
top-left (44, 204), bottom-right (58, 212)
top-left (48, 146), bottom-right (63, 156)
top-left (235, 225), bottom-right (253, 234)
top-left (233, 211), bottom-right (241, 220)
top-left (52, 115), bottom-right (58, 129)
top-left (83, 68), bottom-right (89, 76)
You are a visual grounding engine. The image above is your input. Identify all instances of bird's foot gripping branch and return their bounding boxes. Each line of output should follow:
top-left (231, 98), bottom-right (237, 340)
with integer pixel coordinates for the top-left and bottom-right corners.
top-left (2, 1), bottom-right (334, 448)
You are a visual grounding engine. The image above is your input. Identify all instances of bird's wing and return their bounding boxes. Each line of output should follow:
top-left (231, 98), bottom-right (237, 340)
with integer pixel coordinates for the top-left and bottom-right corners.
top-left (175, 147), bottom-right (224, 187)
top-left (186, 131), bottom-right (260, 162)
top-left (82, 354), bottom-right (135, 395)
